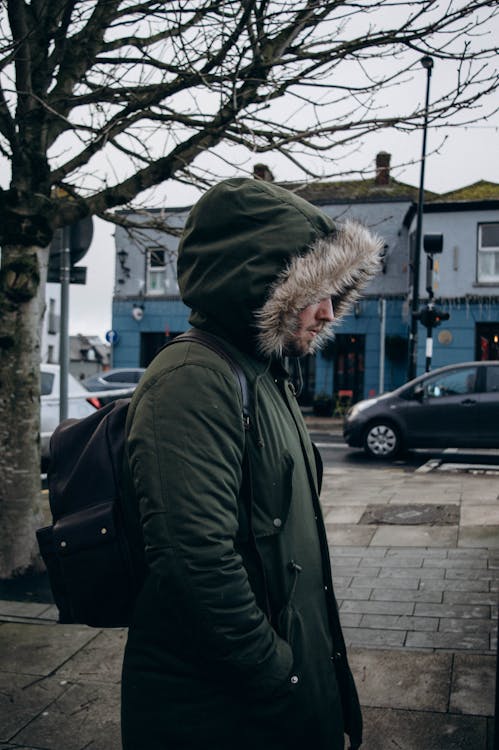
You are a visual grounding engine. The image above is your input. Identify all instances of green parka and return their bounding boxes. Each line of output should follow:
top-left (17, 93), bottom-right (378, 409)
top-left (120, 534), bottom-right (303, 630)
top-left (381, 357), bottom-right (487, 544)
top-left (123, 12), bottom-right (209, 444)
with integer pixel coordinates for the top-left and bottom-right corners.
top-left (121, 178), bottom-right (382, 750)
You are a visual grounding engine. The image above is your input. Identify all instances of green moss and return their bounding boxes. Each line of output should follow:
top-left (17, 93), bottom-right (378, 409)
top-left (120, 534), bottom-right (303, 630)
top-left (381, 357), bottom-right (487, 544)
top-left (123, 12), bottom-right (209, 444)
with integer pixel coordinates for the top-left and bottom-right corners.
top-left (438, 181), bottom-right (499, 202)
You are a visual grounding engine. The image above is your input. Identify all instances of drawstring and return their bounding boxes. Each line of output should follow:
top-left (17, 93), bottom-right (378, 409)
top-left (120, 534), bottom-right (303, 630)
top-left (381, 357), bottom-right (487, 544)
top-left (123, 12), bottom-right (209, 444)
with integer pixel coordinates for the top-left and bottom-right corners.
top-left (294, 358), bottom-right (303, 398)
top-left (284, 357), bottom-right (303, 398)
top-left (286, 560), bottom-right (302, 603)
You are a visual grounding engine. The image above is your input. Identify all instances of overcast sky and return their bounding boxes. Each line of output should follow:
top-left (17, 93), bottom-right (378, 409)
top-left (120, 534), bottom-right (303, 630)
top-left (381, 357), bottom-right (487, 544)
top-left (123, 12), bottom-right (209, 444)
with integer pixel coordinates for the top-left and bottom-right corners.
top-left (68, 117), bottom-right (499, 341)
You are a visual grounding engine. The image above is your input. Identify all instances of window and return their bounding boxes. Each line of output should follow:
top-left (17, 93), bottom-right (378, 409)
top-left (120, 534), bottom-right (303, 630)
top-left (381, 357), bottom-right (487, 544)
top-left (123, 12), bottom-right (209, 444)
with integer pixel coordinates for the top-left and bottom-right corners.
top-left (477, 223), bottom-right (499, 283)
top-left (422, 366), bottom-right (478, 399)
top-left (485, 366), bottom-right (499, 393)
top-left (48, 297), bottom-right (59, 334)
top-left (41, 371), bottom-right (55, 396)
top-left (147, 247), bottom-right (178, 295)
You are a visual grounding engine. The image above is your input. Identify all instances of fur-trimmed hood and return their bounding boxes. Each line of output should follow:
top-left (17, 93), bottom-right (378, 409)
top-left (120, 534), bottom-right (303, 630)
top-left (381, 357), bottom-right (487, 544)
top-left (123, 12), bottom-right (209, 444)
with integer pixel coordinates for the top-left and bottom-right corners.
top-left (177, 178), bottom-right (383, 358)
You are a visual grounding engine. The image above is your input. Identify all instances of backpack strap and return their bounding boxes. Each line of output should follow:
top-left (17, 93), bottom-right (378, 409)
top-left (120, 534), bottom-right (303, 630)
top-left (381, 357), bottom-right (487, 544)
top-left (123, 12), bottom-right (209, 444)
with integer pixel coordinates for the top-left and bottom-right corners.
top-left (166, 328), bottom-right (251, 430)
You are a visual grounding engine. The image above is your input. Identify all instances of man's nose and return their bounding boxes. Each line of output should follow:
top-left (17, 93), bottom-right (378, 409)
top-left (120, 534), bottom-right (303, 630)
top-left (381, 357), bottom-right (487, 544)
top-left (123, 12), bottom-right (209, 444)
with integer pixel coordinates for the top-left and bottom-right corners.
top-left (317, 297), bottom-right (334, 322)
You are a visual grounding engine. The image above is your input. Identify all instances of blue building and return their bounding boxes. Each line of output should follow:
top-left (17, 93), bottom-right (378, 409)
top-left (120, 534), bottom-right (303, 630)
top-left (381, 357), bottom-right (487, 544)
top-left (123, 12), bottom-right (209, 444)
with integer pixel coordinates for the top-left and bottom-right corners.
top-left (111, 155), bottom-right (499, 407)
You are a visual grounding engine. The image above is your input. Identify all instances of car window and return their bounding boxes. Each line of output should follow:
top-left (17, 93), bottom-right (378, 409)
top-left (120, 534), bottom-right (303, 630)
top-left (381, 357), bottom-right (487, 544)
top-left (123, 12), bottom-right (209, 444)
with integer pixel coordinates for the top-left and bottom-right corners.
top-left (423, 367), bottom-right (478, 399)
top-left (485, 366), bottom-right (499, 393)
top-left (41, 371), bottom-right (55, 396)
top-left (105, 372), bottom-right (127, 383)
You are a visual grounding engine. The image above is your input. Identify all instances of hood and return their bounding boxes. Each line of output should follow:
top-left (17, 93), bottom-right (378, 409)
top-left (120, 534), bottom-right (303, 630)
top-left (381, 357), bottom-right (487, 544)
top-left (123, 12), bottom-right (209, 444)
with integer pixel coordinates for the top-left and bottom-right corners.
top-left (177, 178), bottom-right (383, 357)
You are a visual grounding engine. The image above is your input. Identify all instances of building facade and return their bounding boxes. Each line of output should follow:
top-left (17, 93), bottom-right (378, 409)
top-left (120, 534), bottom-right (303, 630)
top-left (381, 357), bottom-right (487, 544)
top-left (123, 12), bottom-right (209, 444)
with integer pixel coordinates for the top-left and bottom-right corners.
top-left (111, 158), bottom-right (499, 407)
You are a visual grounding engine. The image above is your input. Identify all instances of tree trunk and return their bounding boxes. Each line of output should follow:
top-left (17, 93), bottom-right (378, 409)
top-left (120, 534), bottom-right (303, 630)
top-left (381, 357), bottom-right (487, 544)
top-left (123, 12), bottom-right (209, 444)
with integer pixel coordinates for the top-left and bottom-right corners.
top-left (0, 243), bottom-right (47, 578)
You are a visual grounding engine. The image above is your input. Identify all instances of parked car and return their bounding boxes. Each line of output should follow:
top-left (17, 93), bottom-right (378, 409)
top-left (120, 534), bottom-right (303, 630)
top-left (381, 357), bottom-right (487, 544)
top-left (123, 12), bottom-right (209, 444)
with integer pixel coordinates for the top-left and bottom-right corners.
top-left (343, 361), bottom-right (499, 459)
top-left (41, 365), bottom-right (135, 465)
top-left (82, 367), bottom-right (145, 391)
top-left (41, 364), bottom-right (97, 462)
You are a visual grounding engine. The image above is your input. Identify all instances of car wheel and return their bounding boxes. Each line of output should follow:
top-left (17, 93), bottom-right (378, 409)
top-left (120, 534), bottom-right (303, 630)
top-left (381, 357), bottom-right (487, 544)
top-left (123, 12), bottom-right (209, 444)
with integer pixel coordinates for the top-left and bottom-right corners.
top-left (364, 421), bottom-right (401, 459)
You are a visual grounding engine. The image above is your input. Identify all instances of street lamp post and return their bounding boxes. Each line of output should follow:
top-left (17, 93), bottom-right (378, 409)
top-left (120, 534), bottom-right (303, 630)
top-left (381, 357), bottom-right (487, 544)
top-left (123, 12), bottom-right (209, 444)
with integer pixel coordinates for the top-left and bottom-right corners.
top-left (407, 55), bottom-right (434, 382)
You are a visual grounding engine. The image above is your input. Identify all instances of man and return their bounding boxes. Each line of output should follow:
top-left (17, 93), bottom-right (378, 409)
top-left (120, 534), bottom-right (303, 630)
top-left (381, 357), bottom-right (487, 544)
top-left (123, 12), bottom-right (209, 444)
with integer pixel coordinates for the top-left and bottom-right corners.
top-left (121, 177), bottom-right (382, 749)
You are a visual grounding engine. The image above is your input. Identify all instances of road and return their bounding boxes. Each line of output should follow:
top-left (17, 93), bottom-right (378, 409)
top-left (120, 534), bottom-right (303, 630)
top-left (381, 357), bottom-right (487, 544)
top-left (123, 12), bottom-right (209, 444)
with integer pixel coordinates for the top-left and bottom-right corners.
top-left (310, 431), bottom-right (499, 473)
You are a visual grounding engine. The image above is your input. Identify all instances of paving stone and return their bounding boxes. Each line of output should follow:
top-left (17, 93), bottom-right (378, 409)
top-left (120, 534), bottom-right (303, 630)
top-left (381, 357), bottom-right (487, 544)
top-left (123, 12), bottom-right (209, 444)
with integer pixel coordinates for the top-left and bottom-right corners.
top-left (379, 567), bottom-right (445, 579)
top-left (370, 588), bottom-right (443, 603)
top-left (439, 618), bottom-right (496, 634)
top-left (415, 602), bottom-right (490, 619)
top-left (340, 600), bottom-right (415, 616)
top-left (420, 579), bottom-right (490, 592)
top-left (447, 549), bottom-right (490, 559)
top-left (370, 524), bottom-right (458, 547)
top-left (331, 555), bottom-right (362, 567)
top-left (349, 648), bottom-right (452, 711)
top-left (353, 575), bottom-right (420, 590)
top-left (361, 706), bottom-right (487, 750)
top-left (445, 569), bottom-right (497, 581)
top-left (405, 631), bottom-right (490, 650)
top-left (338, 613), bottom-right (363, 627)
top-left (326, 524), bottom-right (376, 546)
top-left (0, 672), bottom-right (67, 741)
top-left (334, 546), bottom-right (388, 557)
top-left (459, 526), bottom-right (499, 548)
top-left (424, 557), bottom-right (488, 569)
top-left (0, 601), bottom-right (53, 619)
top-left (360, 614), bottom-right (438, 632)
top-left (324, 506), bottom-right (366, 524)
top-left (12, 680), bottom-right (121, 750)
top-left (330, 576), bottom-right (352, 588)
top-left (334, 587), bottom-right (372, 601)
top-left (461, 506), bottom-right (499, 526)
top-left (385, 547), bottom-right (449, 559)
top-left (450, 654), bottom-right (496, 716)
top-left (0, 623), bottom-right (98, 676)
top-left (373, 555), bottom-right (424, 567)
top-left (343, 627), bottom-right (406, 648)
top-left (56, 629), bottom-right (126, 684)
top-left (444, 591), bottom-right (498, 607)
top-left (331, 565), bottom-right (381, 578)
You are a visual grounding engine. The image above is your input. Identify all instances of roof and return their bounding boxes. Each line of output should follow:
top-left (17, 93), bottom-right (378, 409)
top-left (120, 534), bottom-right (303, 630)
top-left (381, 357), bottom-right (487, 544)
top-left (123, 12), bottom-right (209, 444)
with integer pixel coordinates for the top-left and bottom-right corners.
top-left (279, 177), bottom-right (437, 204)
top-left (437, 180), bottom-right (499, 202)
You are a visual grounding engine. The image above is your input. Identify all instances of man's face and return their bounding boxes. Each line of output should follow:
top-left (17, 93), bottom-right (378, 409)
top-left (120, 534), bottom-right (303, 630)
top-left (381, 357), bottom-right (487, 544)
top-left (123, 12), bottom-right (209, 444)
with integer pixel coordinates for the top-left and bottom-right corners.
top-left (283, 297), bottom-right (334, 357)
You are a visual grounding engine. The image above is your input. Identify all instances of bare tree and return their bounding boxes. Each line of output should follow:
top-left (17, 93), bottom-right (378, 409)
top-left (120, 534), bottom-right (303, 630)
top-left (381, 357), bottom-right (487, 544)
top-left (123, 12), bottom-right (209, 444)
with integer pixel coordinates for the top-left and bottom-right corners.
top-left (0, 0), bottom-right (497, 577)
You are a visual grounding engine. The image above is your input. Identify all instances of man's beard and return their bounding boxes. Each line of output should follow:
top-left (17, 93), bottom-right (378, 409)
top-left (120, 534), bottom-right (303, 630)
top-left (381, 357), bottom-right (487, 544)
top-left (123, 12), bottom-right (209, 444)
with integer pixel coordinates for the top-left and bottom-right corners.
top-left (281, 322), bottom-right (333, 358)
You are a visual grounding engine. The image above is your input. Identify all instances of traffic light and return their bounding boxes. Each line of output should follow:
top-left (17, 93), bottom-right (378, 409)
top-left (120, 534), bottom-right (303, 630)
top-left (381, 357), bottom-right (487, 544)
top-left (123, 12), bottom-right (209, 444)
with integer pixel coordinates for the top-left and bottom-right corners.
top-left (414, 305), bottom-right (450, 329)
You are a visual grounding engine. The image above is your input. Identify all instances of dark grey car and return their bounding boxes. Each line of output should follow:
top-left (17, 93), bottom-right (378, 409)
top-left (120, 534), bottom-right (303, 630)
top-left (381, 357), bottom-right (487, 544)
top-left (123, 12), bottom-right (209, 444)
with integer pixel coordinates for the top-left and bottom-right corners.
top-left (343, 361), bottom-right (499, 459)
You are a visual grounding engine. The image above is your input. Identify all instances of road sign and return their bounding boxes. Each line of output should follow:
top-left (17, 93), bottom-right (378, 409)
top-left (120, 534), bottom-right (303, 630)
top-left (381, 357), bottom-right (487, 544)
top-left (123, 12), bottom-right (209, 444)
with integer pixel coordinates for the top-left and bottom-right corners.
top-left (105, 329), bottom-right (120, 345)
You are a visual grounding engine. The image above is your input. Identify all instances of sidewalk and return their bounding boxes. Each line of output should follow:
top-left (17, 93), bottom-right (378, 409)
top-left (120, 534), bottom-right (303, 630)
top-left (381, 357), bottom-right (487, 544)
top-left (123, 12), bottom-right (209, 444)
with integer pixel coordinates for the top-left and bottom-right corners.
top-left (0, 457), bottom-right (497, 749)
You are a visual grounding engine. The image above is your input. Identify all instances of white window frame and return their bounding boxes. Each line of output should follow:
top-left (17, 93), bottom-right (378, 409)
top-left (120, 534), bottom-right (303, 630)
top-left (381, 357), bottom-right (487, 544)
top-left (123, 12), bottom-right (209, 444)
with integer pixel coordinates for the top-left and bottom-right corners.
top-left (146, 247), bottom-right (179, 296)
top-left (477, 223), bottom-right (499, 283)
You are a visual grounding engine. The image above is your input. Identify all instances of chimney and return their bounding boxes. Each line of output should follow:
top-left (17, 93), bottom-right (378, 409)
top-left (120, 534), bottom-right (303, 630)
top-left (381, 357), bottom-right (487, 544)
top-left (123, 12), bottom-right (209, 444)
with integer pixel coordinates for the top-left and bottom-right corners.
top-left (375, 152), bottom-right (391, 186)
top-left (253, 163), bottom-right (275, 182)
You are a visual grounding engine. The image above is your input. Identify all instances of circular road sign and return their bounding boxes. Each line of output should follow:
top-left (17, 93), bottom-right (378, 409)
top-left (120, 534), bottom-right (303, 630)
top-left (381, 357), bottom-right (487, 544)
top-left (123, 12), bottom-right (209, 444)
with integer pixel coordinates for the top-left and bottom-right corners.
top-left (105, 329), bottom-right (120, 345)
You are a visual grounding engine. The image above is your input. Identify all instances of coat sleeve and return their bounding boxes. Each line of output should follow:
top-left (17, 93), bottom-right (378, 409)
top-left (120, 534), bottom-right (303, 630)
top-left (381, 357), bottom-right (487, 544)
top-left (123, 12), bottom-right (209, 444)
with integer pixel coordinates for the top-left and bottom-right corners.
top-left (127, 359), bottom-right (294, 698)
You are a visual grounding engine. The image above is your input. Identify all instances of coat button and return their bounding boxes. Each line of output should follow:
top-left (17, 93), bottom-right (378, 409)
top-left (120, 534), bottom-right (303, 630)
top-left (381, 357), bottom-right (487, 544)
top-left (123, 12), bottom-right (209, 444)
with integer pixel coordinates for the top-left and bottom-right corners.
top-left (290, 675), bottom-right (299, 684)
top-left (273, 518), bottom-right (282, 528)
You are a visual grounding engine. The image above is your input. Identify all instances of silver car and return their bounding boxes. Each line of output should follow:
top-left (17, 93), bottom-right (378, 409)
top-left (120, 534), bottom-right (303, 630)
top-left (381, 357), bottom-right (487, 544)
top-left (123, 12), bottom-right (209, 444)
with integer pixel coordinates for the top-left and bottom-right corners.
top-left (41, 364), bottom-right (97, 460)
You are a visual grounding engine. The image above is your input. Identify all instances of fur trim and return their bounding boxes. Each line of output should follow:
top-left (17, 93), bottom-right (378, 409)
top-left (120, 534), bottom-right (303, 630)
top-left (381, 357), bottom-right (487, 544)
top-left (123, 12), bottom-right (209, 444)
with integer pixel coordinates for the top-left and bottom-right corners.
top-left (255, 219), bottom-right (383, 358)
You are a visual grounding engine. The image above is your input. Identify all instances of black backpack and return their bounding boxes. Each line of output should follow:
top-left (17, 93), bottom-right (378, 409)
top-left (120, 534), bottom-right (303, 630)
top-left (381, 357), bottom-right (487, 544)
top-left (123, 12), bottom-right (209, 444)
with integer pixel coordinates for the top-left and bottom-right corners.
top-left (36, 330), bottom-right (250, 628)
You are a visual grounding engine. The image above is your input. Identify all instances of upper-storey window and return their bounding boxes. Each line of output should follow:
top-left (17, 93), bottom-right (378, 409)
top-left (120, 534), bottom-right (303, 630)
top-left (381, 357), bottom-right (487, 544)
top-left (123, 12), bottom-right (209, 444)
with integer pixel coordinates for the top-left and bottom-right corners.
top-left (146, 247), bottom-right (178, 295)
top-left (478, 223), bottom-right (499, 283)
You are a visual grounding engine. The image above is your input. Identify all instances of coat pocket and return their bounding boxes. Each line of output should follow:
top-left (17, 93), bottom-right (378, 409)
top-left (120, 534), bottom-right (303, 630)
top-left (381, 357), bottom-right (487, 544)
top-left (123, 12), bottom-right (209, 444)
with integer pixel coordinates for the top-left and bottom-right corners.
top-left (250, 450), bottom-right (294, 538)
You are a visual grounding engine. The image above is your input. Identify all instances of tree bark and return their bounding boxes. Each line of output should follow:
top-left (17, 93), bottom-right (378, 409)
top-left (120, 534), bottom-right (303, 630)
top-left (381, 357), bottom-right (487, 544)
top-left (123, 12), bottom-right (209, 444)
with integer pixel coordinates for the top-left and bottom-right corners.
top-left (0, 243), bottom-right (47, 577)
